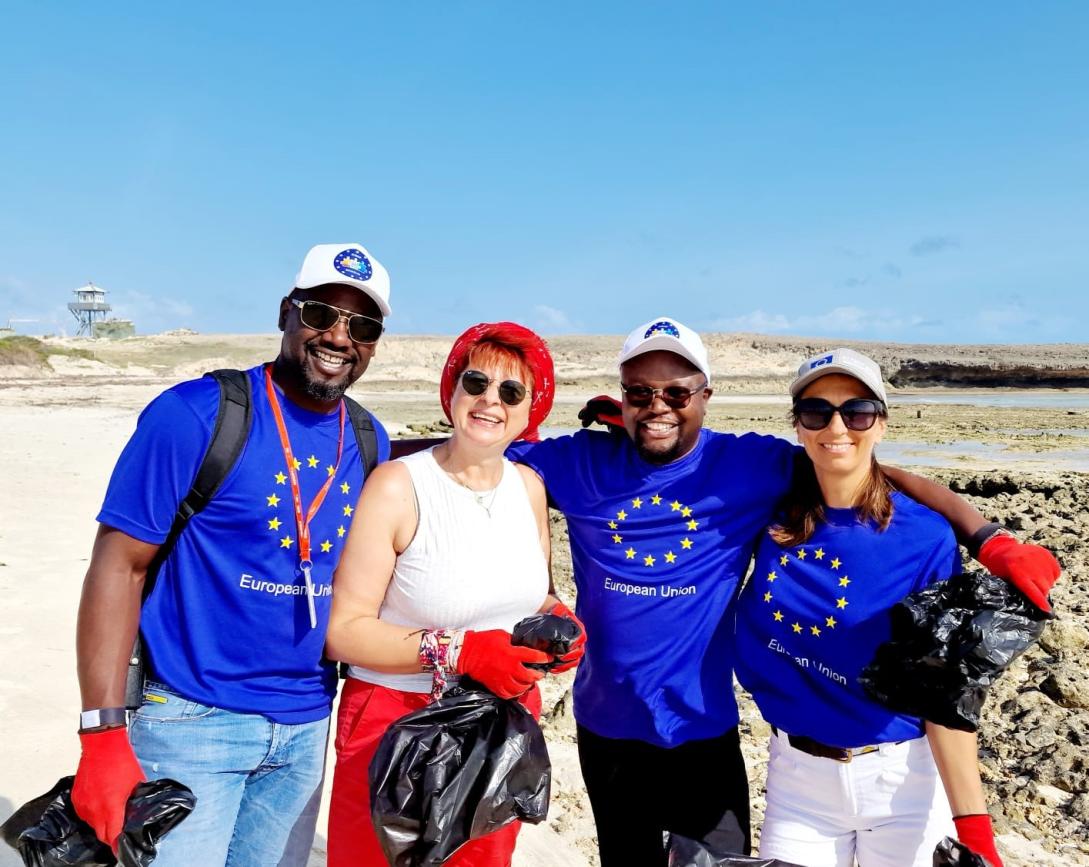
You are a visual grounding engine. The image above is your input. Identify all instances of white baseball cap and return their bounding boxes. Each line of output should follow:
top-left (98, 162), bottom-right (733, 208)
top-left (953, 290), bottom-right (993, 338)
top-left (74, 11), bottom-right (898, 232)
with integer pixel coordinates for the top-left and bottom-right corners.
top-left (293, 243), bottom-right (391, 317)
top-left (790, 347), bottom-right (888, 404)
top-left (618, 317), bottom-right (711, 384)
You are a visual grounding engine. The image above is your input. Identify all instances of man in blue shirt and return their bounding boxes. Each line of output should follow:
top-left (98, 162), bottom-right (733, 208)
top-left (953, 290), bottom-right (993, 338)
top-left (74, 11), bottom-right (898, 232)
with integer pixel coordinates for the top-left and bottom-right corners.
top-left (70, 243), bottom-right (392, 866)
top-left (512, 317), bottom-right (1058, 867)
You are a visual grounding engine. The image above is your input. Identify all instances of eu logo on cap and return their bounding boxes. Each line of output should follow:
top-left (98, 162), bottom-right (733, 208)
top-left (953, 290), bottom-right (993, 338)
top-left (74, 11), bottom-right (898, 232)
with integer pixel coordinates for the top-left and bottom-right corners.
top-left (644, 320), bottom-right (681, 339)
top-left (809, 354), bottom-right (834, 370)
top-left (334, 249), bottom-right (373, 282)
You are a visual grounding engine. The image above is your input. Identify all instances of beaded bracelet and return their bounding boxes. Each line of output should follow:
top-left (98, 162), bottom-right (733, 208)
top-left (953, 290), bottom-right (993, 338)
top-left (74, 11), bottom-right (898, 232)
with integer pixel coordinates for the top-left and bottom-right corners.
top-left (419, 629), bottom-right (462, 701)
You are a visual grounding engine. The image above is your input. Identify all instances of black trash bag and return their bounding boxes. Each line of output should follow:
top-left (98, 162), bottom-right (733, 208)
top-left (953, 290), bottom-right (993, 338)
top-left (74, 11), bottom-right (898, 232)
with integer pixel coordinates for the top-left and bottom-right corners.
top-left (511, 613), bottom-right (582, 671)
top-left (2, 776), bottom-right (195, 867)
top-left (369, 684), bottom-right (550, 866)
top-left (667, 834), bottom-right (802, 867)
top-left (859, 571), bottom-right (1049, 732)
top-left (933, 835), bottom-right (990, 866)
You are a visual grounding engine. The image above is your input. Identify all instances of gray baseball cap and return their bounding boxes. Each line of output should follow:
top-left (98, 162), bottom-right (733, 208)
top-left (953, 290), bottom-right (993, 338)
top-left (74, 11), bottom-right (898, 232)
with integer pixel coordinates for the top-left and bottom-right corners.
top-left (790, 347), bottom-right (888, 404)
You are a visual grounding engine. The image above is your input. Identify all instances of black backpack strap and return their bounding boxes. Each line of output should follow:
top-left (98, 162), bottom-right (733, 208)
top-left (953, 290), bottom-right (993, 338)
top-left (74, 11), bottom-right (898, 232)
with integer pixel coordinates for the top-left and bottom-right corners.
top-left (127, 369), bottom-right (253, 708)
top-left (343, 395), bottom-right (379, 478)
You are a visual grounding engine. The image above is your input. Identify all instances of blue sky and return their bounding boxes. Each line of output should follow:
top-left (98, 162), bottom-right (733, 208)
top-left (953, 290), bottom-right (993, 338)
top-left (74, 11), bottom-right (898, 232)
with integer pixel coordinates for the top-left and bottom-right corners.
top-left (2, 3), bottom-right (1087, 342)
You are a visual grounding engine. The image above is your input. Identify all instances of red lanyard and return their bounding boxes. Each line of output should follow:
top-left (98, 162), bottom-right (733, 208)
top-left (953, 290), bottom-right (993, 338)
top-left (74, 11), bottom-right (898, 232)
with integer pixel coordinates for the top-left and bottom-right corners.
top-left (263, 365), bottom-right (346, 625)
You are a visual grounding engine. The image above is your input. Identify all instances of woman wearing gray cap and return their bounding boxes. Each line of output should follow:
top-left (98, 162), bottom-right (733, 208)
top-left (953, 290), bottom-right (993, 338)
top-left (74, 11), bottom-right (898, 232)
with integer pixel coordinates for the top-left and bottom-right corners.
top-left (733, 348), bottom-right (1003, 867)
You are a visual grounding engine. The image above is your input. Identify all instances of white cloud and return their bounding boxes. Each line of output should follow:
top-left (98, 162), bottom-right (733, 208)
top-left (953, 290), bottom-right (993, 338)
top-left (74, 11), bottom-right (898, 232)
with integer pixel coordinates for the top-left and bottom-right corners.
top-left (530, 304), bottom-right (581, 333)
top-left (710, 306), bottom-right (938, 337)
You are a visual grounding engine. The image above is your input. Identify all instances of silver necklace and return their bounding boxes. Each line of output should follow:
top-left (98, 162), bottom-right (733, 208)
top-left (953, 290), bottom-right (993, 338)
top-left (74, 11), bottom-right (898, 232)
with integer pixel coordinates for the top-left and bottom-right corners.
top-left (447, 471), bottom-right (500, 517)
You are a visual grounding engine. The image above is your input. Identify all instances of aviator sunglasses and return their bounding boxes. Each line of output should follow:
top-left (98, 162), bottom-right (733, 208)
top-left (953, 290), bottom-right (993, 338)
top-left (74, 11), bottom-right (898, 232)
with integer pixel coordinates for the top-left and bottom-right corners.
top-left (460, 369), bottom-right (528, 406)
top-left (620, 381), bottom-right (707, 409)
top-left (291, 299), bottom-right (384, 344)
top-left (793, 397), bottom-right (887, 431)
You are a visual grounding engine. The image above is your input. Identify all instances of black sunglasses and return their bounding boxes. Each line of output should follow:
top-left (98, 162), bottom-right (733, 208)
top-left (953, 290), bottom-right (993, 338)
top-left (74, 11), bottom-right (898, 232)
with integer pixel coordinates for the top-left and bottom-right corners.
top-left (460, 369), bottom-right (528, 406)
top-left (620, 381), bottom-right (707, 409)
top-left (291, 299), bottom-right (384, 345)
top-left (793, 397), bottom-right (887, 431)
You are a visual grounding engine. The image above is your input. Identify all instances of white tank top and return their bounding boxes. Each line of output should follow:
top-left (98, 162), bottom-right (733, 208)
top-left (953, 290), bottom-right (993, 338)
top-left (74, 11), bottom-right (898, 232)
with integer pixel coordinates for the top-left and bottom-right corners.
top-left (349, 447), bottom-right (550, 692)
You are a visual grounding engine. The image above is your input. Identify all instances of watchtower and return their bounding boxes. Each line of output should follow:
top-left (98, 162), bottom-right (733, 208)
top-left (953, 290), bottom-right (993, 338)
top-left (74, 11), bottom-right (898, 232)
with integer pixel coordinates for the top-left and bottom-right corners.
top-left (67, 282), bottom-right (112, 336)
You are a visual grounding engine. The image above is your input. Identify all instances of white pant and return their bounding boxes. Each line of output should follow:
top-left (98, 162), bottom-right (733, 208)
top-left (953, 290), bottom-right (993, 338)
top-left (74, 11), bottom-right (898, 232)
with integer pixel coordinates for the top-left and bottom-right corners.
top-left (758, 729), bottom-right (954, 867)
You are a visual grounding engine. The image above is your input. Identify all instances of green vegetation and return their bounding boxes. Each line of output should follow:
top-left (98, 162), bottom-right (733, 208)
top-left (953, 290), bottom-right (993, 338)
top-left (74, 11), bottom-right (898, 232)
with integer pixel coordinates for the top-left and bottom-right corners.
top-left (0, 335), bottom-right (94, 366)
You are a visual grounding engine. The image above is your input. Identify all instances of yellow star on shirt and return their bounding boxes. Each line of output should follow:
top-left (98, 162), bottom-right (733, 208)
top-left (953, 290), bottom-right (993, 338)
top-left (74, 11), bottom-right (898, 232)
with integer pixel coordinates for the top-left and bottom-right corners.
top-left (326, 465), bottom-right (336, 477)
top-left (274, 472), bottom-right (287, 485)
top-left (670, 500), bottom-right (682, 511)
top-left (291, 457), bottom-right (302, 471)
top-left (320, 540), bottom-right (333, 553)
top-left (763, 591), bottom-right (772, 602)
top-left (307, 455), bottom-right (319, 468)
top-left (651, 494), bottom-right (662, 505)
top-left (268, 517), bottom-right (282, 531)
top-left (796, 548), bottom-right (807, 560)
top-left (686, 519), bottom-right (699, 531)
top-left (780, 554), bottom-right (789, 566)
top-left (337, 525), bottom-right (346, 538)
top-left (810, 625), bottom-right (821, 637)
top-left (680, 537), bottom-right (693, 550)
top-left (831, 557), bottom-right (842, 569)
top-left (644, 554), bottom-right (655, 567)
top-left (839, 576), bottom-right (851, 587)
top-left (836, 596), bottom-right (849, 609)
top-left (664, 551), bottom-right (677, 564)
top-left (612, 534), bottom-right (623, 543)
top-left (632, 497), bottom-right (643, 508)
top-left (681, 506), bottom-right (693, 517)
top-left (340, 482), bottom-right (350, 494)
top-left (616, 509), bottom-right (628, 521)
top-left (343, 504), bottom-right (353, 517)
top-left (266, 494), bottom-right (280, 507)
top-left (625, 547), bottom-right (636, 559)
top-left (608, 520), bottom-right (618, 529)
top-left (280, 535), bottom-right (294, 549)
top-left (773, 610), bottom-right (784, 622)
top-left (767, 570), bottom-right (777, 582)
top-left (792, 622), bottom-right (802, 634)
top-left (825, 616), bottom-right (838, 628)
top-left (814, 548), bottom-right (825, 560)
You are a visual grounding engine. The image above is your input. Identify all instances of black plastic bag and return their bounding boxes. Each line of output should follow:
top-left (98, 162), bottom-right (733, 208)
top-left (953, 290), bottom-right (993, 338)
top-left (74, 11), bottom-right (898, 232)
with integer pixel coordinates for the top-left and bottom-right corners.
top-left (859, 571), bottom-right (1049, 732)
top-left (933, 836), bottom-right (989, 866)
top-left (511, 613), bottom-right (582, 671)
top-left (368, 685), bottom-right (550, 866)
top-left (2, 776), bottom-right (195, 867)
top-left (668, 834), bottom-right (802, 867)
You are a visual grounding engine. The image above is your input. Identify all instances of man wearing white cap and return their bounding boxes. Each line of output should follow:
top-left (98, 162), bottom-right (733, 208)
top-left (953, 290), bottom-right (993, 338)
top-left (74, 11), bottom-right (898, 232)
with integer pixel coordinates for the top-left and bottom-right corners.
top-left (70, 244), bottom-right (392, 866)
top-left (512, 317), bottom-right (1059, 866)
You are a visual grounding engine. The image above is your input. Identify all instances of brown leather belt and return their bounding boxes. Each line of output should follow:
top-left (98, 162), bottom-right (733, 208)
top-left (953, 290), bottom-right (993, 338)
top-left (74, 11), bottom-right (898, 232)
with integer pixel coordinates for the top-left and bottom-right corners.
top-left (772, 726), bottom-right (881, 763)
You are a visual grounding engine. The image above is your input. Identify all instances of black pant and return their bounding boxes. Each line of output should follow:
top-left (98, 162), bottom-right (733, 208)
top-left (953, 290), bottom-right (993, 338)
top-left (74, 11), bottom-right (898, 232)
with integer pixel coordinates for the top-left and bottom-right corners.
top-left (576, 724), bottom-right (751, 867)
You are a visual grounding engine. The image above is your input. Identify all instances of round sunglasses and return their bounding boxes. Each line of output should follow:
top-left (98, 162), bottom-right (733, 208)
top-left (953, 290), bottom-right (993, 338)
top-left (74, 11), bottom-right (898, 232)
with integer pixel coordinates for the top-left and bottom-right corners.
top-left (620, 381), bottom-right (707, 409)
top-left (291, 299), bottom-right (384, 344)
top-left (793, 397), bottom-right (887, 431)
top-left (460, 369), bottom-right (528, 406)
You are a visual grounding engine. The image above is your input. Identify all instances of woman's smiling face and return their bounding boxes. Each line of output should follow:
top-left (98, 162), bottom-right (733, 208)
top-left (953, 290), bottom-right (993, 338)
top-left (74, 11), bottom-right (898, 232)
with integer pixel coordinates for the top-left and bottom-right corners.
top-left (794, 373), bottom-right (887, 479)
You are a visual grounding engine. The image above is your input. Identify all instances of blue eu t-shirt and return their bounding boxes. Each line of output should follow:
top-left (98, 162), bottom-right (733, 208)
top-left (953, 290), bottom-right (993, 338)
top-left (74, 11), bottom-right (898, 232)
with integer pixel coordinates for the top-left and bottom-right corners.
top-left (734, 491), bottom-right (959, 748)
top-left (511, 429), bottom-right (796, 747)
top-left (97, 365), bottom-right (390, 723)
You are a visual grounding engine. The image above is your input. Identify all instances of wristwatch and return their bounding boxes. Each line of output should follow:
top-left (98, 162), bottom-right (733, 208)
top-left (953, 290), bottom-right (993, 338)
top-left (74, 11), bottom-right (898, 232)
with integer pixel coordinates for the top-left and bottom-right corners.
top-left (79, 707), bottom-right (128, 731)
top-left (967, 522), bottom-right (1016, 558)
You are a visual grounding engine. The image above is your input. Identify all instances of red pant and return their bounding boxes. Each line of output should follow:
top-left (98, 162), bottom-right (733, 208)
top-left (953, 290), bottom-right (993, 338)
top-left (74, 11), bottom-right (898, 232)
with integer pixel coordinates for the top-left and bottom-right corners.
top-left (328, 678), bottom-right (542, 867)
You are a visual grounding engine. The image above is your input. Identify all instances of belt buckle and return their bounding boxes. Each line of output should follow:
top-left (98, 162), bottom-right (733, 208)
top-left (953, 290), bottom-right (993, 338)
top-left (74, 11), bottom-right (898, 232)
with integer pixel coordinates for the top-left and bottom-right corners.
top-left (848, 744), bottom-right (880, 762)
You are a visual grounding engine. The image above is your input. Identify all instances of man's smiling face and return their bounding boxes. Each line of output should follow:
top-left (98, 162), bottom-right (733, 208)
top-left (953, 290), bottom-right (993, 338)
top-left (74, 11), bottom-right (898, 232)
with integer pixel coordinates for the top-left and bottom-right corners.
top-left (275, 283), bottom-right (382, 410)
top-left (620, 350), bottom-right (711, 465)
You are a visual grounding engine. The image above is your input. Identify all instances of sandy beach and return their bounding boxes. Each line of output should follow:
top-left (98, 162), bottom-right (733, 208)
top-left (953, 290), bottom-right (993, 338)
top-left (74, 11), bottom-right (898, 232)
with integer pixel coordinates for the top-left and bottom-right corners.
top-left (1, 333), bottom-right (1087, 866)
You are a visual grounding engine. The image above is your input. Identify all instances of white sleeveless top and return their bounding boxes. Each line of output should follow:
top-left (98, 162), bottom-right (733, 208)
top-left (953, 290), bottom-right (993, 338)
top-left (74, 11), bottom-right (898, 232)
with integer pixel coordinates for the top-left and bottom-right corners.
top-left (349, 447), bottom-right (550, 692)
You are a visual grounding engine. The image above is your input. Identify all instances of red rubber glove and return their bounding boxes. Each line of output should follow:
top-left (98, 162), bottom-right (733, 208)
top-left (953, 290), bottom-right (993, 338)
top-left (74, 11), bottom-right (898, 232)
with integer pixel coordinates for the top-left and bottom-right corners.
top-left (457, 630), bottom-right (550, 698)
top-left (577, 396), bottom-right (624, 433)
top-left (71, 727), bottom-right (146, 852)
top-left (548, 600), bottom-right (586, 673)
top-left (954, 814), bottom-right (1003, 867)
top-left (977, 533), bottom-right (1061, 613)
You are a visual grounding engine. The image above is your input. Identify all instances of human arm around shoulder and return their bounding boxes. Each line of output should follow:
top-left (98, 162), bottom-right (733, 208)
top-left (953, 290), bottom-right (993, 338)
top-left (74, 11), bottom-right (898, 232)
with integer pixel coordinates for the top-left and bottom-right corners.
top-left (926, 723), bottom-right (1004, 867)
top-left (882, 465), bottom-right (1060, 611)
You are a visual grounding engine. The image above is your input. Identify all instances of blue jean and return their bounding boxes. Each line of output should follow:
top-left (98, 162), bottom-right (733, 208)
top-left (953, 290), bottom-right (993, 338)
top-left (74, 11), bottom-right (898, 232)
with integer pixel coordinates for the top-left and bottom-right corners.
top-left (128, 683), bottom-right (330, 867)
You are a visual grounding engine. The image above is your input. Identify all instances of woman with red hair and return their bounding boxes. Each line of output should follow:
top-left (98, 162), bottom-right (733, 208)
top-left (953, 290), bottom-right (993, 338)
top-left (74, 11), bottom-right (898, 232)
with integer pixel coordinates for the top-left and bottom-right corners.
top-left (324, 322), bottom-right (583, 866)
